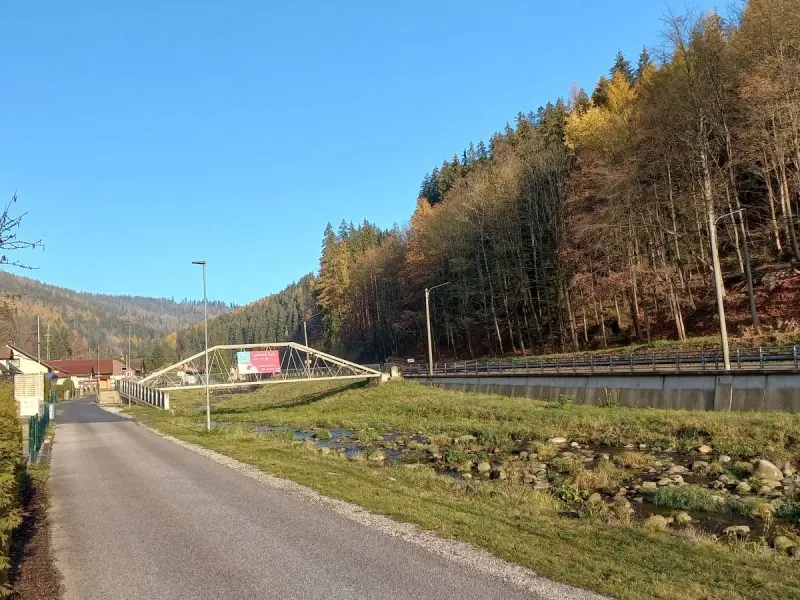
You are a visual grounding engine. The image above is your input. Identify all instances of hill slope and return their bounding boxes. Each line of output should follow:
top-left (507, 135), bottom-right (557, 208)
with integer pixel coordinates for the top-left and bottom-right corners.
top-left (0, 270), bottom-right (229, 360)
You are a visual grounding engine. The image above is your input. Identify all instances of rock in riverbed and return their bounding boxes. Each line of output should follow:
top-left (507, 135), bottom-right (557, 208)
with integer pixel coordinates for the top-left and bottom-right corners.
top-left (724, 525), bottom-right (750, 538)
top-left (477, 461), bottom-right (492, 474)
top-left (735, 482), bottom-right (751, 494)
top-left (548, 437), bottom-right (567, 444)
top-left (754, 459), bottom-right (783, 479)
top-left (641, 481), bottom-right (658, 494)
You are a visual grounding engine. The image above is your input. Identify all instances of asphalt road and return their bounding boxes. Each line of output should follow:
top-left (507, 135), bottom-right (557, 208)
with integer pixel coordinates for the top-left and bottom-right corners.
top-left (50, 398), bottom-right (598, 600)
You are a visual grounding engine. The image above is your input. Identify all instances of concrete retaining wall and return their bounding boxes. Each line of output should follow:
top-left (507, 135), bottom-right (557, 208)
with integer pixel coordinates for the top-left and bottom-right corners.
top-left (413, 372), bottom-right (800, 412)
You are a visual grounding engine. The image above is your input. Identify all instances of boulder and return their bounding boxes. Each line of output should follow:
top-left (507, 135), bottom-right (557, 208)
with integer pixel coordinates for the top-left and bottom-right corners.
top-left (587, 492), bottom-right (603, 505)
top-left (718, 455), bottom-right (732, 463)
top-left (735, 482), bottom-right (752, 494)
top-left (477, 461), bottom-right (492, 474)
top-left (657, 478), bottom-right (671, 487)
top-left (691, 460), bottom-right (709, 472)
top-left (641, 481), bottom-right (658, 494)
top-left (666, 465), bottom-right (689, 475)
top-left (723, 525), bottom-right (750, 538)
top-left (570, 441), bottom-right (580, 448)
top-left (697, 445), bottom-right (712, 454)
top-left (758, 485), bottom-right (772, 495)
top-left (643, 515), bottom-right (669, 532)
top-left (754, 459), bottom-right (783, 479)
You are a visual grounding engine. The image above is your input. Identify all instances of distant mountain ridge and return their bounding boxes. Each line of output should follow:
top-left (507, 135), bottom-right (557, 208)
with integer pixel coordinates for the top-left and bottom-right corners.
top-left (0, 270), bottom-right (230, 360)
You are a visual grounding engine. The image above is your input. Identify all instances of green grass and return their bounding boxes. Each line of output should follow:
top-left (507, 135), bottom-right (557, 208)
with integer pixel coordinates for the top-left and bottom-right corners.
top-left (129, 380), bottom-right (800, 600)
top-left (167, 380), bottom-right (800, 462)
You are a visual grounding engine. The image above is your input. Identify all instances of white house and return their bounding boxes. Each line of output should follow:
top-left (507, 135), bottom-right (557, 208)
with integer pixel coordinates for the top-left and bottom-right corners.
top-left (0, 344), bottom-right (50, 417)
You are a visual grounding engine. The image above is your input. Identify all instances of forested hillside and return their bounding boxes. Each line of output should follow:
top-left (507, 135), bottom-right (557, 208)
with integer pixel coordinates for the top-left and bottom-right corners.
top-left (166, 275), bottom-right (317, 366)
top-left (315, 0), bottom-right (800, 361)
top-left (175, 1), bottom-right (800, 365)
top-left (0, 270), bottom-right (229, 360)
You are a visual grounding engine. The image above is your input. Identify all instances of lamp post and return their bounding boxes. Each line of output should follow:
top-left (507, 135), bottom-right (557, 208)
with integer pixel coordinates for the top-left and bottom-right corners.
top-left (425, 282), bottom-right (451, 376)
top-left (192, 260), bottom-right (210, 431)
top-left (711, 209), bottom-right (743, 371)
top-left (301, 311), bottom-right (322, 373)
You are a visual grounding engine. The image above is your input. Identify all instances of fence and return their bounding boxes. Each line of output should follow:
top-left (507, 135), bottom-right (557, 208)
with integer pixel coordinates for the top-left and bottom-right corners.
top-left (28, 404), bottom-right (52, 461)
top-left (116, 379), bottom-right (170, 410)
top-left (402, 345), bottom-right (800, 377)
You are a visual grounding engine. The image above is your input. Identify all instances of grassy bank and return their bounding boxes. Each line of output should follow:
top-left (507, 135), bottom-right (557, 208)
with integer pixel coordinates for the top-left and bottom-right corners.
top-left (170, 380), bottom-right (800, 462)
top-left (130, 381), bottom-right (800, 600)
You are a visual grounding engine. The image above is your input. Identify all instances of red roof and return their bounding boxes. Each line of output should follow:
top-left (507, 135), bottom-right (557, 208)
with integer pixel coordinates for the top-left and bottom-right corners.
top-left (48, 359), bottom-right (123, 377)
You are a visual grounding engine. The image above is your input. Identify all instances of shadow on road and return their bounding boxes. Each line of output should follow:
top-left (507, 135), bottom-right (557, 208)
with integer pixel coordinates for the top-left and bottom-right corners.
top-left (56, 397), bottom-right (130, 424)
top-left (213, 380), bottom-right (368, 416)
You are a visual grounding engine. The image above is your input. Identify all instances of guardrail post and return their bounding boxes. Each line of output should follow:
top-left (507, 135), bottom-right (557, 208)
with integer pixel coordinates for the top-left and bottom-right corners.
top-left (736, 348), bottom-right (741, 370)
top-left (794, 346), bottom-right (798, 370)
top-left (610, 356), bottom-right (614, 373)
top-left (759, 347), bottom-right (764, 370)
top-left (700, 350), bottom-right (705, 371)
top-left (589, 354), bottom-right (594, 373)
top-left (676, 352), bottom-right (680, 373)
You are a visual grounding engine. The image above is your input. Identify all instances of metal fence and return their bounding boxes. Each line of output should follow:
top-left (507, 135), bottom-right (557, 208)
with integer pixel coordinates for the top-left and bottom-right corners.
top-left (116, 379), bottom-right (170, 410)
top-left (401, 345), bottom-right (800, 377)
top-left (28, 405), bottom-right (52, 461)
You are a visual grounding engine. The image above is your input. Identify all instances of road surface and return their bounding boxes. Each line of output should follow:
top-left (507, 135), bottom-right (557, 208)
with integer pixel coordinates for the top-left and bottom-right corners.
top-left (50, 398), bottom-right (593, 600)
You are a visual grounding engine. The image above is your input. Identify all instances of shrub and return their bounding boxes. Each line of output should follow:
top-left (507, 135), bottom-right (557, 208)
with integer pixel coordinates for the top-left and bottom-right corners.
top-left (0, 382), bottom-right (23, 593)
top-left (776, 500), bottom-right (800, 525)
top-left (599, 388), bottom-right (620, 408)
top-left (555, 394), bottom-right (574, 408)
top-left (315, 428), bottom-right (332, 441)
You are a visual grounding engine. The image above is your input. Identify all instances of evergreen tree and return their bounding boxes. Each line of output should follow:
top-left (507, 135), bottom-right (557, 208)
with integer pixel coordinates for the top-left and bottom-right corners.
top-left (635, 46), bottom-right (652, 82)
top-left (611, 50), bottom-right (634, 84)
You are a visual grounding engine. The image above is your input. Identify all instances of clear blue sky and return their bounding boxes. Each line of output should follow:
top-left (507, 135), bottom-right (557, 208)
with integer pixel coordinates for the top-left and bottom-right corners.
top-left (1, 0), bottom-right (710, 305)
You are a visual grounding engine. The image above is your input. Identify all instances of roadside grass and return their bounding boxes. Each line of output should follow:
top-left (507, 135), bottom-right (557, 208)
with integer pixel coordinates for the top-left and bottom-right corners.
top-left (166, 380), bottom-right (800, 462)
top-left (127, 381), bottom-right (800, 600)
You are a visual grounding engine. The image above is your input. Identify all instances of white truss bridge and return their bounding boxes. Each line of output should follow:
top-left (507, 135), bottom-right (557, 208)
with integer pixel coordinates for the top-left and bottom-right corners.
top-left (138, 342), bottom-right (382, 391)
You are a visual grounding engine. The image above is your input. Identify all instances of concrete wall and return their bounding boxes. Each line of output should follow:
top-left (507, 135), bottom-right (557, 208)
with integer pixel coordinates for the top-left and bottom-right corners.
top-left (412, 372), bottom-right (800, 412)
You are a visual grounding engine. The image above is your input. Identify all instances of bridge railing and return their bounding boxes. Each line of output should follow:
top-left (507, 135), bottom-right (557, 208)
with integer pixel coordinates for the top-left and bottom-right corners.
top-left (116, 379), bottom-right (170, 410)
top-left (402, 345), bottom-right (800, 377)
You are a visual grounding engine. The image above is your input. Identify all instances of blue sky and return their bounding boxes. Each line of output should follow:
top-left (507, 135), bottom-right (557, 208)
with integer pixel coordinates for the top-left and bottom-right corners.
top-left (1, 1), bottom-right (710, 305)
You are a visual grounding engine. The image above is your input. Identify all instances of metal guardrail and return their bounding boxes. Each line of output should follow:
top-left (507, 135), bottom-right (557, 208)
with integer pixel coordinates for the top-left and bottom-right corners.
top-left (116, 379), bottom-right (170, 410)
top-left (401, 345), bottom-right (800, 376)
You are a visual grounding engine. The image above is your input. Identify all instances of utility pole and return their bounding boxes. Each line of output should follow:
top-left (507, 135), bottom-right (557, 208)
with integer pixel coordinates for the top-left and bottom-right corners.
top-left (711, 209), bottom-right (742, 371)
top-left (425, 282), bottom-right (451, 376)
top-left (37, 316), bottom-right (41, 364)
top-left (192, 260), bottom-right (210, 431)
top-left (46, 323), bottom-right (51, 361)
top-left (127, 323), bottom-right (132, 374)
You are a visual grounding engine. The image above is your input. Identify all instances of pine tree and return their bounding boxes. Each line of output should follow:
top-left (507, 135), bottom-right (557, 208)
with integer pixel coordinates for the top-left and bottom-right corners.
top-left (635, 46), bottom-right (652, 82)
top-left (611, 51), bottom-right (634, 84)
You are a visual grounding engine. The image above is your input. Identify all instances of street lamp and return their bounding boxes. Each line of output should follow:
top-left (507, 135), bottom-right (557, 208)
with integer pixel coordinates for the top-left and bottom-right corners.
top-left (425, 282), bottom-right (451, 376)
top-left (192, 260), bottom-right (210, 431)
top-left (711, 209), bottom-right (743, 371)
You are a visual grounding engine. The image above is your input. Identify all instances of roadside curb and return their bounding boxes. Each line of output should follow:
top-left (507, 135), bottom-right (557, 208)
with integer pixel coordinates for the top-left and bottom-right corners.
top-left (101, 406), bottom-right (609, 600)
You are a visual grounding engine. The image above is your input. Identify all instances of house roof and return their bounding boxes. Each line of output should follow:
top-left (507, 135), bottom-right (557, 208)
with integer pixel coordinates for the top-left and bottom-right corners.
top-left (0, 344), bottom-right (51, 370)
top-left (48, 359), bottom-right (123, 377)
